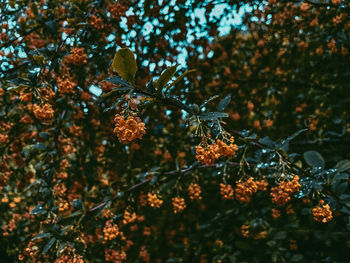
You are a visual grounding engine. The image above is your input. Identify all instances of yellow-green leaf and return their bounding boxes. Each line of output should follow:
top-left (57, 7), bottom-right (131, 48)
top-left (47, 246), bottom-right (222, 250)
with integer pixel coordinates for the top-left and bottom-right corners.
top-left (33, 55), bottom-right (45, 64)
top-left (156, 65), bottom-right (177, 91)
top-left (112, 48), bottom-right (137, 84)
top-left (165, 69), bottom-right (196, 93)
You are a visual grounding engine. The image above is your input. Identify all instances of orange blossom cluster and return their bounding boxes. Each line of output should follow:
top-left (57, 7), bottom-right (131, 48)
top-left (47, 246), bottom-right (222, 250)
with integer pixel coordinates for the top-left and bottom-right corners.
top-left (113, 114), bottom-right (146, 144)
top-left (57, 77), bottom-right (76, 94)
top-left (32, 103), bottom-right (54, 123)
top-left (196, 137), bottom-right (238, 165)
top-left (147, 192), bottom-right (163, 208)
top-left (188, 183), bottom-right (202, 200)
top-left (64, 47), bottom-right (88, 66)
top-left (172, 197), bottom-right (186, 213)
top-left (312, 200), bottom-right (333, 223)
top-left (235, 178), bottom-right (268, 203)
top-left (104, 249), bottom-right (127, 263)
top-left (270, 175), bottom-right (301, 205)
top-left (219, 183), bottom-right (234, 200)
top-left (103, 220), bottom-right (120, 241)
top-left (122, 210), bottom-right (137, 225)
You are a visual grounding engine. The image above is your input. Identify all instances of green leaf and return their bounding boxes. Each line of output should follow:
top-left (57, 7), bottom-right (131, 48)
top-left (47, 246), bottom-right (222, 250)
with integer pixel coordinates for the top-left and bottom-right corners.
top-left (335, 160), bottom-right (350, 172)
top-left (331, 181), bottom-right (348, 195)
top-left (340, 206), bottom-right (350, 215)
top-left (39, 132), bottom-right (50, 140)
top-left (42, 237), bottom-right (56, 254)
top-left (274, 231), bottom-right (287, 240)
top-left (303, 151), bottom-right (325, 169)
top-left (30, 204), bottom-right (47, 215)
top-left (165, 69), bottom-right (196, 92)
top-left (56, 241), bottom-right (67, 257)
top-left (8, 78), bottom-right (30, 86)
top-left (258, 136), bottom-right (276, 148)
top-left (200, 95), bottom-right (220, 109)
top-left (279, 128), bottom-right (308, 152)
top-left (112, 48), bottom-right (137, 84)
top-left (291, 254), bottom-right (304, 262)
top-left (105, 76), bottom-right (132, 88)
top-left (339, 194), bottom-right (350, 203)
top-left (334, 173), bottom-right (349, 181)
top-left (199, 112), bottom-right (228, 121)
top-left (217, 94), bottom-right (231, 112)
top-left (31, 232), bottom-right (52, 241)
top-left (156, 65), bottom-right (177, 91)
top-left (99, 86), bottom-right (131, 101)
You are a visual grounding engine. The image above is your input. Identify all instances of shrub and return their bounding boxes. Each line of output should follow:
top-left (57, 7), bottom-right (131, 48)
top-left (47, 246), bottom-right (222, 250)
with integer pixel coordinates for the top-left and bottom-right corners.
top-left (0, 0), bottom-right (349, 262)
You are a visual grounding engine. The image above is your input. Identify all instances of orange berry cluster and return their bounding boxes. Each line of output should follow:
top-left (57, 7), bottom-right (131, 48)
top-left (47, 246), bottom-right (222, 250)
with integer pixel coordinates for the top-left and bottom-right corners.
top-left (58, 200), bottom-right (69, 212)
top-left (172, 197), bottom-right (186, 213)
top-left (113, 114), bottom-right (146, 144)
top-left (57, 77), bottom-right (76, 94)
top-left (0, 133), bottom-right (9, 144)
top-left (147, 192), bottom-right (163, 208)
top-left (122, 210), bottom-right (137, 225)
top-left (253, 231), bottom-right (267, 240)
top-left (256, 179), bottom-right (269, 191)
top-left (216, 138), bottom-right (239, 158)
top-left (23, 241), bottom-right (39, 259)
top-left (219, 183), bottom-right (234, 200)
top-left (107, 2), bottom-right (127, 20)
top-left (290, 240), bottom-right (298, 250)
top-left (19, 90), bottom-right (32, 102)
top-left (270, 176), bottom-right (300, 205)
top-left (215, 239), bottom-right (224, 247)
top-left (196, 137), bottom-right (238, 165)
top-left (139, 246), bottom-right (150, 262)
top-left (53, 183), bottom-right (67, 197)
top-left (103, 220), bottom-right (120, 240)
top-left (33, 103), bottom-right (54, 123)
top-left (285, 204), bottom-right (295, 215)
top-left (235, 177), bottom-right (259, 203)
top-left (271, 208), bottom-right (281, 219)
top-left (188, 183), bottom-right (202, 200)
top-left (64, 47), bottom-right (88, 66)
top-left (0, 162), bottom-right (11, 187)
top-left (2, 213), bottom-right (21, 236)
top-left (195, 143), bottom-right (219, 165)
top-left (104, 249), bottom-right (127, 263)
top-left (312, 201), bottom-right (333, 223)
top-left (89, 14), bottom-right (104, 30)
top-left (40, 87), bottom-right (56, 101)
top-left (55, 252), bottom-right (84, 263)
top-left (241, 225), bottom-right (250, 238)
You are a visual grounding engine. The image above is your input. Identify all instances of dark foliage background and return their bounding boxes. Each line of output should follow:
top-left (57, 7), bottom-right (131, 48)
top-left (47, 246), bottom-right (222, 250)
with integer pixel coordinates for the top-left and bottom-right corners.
top-left (0, 0), bottom-right (349, 262)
